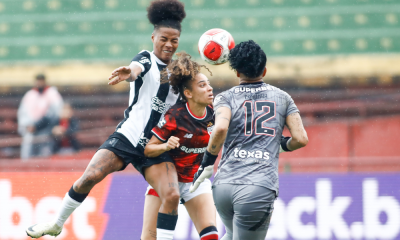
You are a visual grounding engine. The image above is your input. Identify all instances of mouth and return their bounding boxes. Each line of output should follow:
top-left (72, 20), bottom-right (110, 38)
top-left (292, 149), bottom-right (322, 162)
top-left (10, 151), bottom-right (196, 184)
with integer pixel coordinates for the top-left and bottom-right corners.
top-left (163, 50), bottom-right (172, 54)
top-left (208, 94), bottom-right (214, 99)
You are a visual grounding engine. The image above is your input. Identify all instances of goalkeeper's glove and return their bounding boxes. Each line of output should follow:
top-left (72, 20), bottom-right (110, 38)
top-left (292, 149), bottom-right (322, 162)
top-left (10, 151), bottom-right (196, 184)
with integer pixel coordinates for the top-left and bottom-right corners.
top-left (189, 150), bottom-right (218, 193)
top-left (279, 136), bottom-right (292, 153)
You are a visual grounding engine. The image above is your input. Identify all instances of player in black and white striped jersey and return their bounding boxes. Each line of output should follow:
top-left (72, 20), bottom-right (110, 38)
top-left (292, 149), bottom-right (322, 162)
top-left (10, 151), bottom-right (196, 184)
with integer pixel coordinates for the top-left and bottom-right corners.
top-left (26, 1), bottom-right (185, 240)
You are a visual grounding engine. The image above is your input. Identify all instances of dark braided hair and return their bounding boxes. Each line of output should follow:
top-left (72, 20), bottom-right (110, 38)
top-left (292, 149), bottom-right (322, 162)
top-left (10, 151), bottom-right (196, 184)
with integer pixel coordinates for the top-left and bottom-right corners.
top-left (162, 52), bottom-right (211, 102)
top-left (147, 0), bottom-right (186, 32)
top-left (228, 40), bottom-right (267, 78)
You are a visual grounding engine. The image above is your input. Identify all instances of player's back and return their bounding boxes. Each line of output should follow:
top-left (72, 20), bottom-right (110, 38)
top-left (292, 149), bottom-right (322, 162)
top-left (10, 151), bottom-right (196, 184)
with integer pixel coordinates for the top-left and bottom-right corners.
top-left (213, 81), bottom-right (299, 195)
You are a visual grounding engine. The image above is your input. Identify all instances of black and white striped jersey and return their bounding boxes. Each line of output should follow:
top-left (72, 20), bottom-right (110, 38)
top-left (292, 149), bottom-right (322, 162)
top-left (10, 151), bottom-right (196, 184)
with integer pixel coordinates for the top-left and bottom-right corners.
top-left (116, 50), bottom-right (179, 149)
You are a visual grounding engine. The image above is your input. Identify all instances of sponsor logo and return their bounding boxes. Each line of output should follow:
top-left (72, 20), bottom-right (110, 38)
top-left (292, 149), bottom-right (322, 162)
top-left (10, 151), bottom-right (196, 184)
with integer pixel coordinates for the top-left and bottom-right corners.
top-left (180, 146), bottom-right (207, 154)
top-left (234, 86), bottom-right (272, 94)
top-left (183, 133), bottom-right (193, 139)
top-left (151, 97), bottom-right (170, 114)
top-left (138, 132), bottom-right (150, 148)
top-left (207, 125), bottom-right (214, 136)
top-left (233, 148), bottom-right (270, 160)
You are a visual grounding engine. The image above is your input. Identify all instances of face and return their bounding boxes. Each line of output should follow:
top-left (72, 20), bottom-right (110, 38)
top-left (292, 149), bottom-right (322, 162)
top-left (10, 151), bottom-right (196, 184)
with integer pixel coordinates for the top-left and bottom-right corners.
top-left (35, 79), bottom-right (46, 89)
top-left (60, 104), bottom-right (73, 119)
top-left (152, 27), bottom-right (180, 64)
top-left (184, 73), bottom-right (213, 106)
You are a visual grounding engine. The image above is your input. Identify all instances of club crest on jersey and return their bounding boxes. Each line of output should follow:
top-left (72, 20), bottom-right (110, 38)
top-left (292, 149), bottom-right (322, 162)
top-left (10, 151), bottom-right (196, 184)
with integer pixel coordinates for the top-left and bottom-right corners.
top-left (207, 122), bottom-right (214, 136)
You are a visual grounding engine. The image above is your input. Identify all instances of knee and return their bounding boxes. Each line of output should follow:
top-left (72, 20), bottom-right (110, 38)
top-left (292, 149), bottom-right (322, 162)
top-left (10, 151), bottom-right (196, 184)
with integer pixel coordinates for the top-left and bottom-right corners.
top-left (161, 188), bottom-right (180, 207)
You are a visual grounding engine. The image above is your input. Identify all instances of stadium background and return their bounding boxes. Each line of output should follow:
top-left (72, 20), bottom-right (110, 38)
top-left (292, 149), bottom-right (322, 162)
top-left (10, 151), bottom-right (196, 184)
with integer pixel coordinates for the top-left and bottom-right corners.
top-left (1, 0), bottom-right (400, 239)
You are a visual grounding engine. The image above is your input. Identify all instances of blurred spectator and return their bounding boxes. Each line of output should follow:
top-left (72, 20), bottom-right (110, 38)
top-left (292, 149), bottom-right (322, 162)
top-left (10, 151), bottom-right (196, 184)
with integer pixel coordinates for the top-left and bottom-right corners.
top-left (50, 103), bottom-right (80, 154)
top-left (18, 74), bottom-right (63, 159)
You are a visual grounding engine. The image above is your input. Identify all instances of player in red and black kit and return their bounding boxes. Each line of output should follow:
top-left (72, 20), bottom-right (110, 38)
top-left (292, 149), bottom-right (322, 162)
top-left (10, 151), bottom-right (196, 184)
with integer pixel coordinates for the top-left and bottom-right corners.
top-left (141, 52), bottom-right (218, 240)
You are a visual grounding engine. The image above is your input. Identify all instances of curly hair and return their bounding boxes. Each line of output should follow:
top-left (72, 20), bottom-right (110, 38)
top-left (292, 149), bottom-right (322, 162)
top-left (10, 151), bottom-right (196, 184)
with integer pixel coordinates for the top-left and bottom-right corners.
top-left (147, 0), bottom-right (186, 32)
top-left (228, 40), bottom-right (267, 78)
top-left (162, 52), bottom-right (211, 102)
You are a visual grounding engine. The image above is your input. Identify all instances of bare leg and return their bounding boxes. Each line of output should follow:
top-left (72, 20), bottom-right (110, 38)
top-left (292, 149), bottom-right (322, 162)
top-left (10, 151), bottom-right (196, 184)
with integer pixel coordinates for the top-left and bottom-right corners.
top-left (144, 162), bottom-right (180, 215)
top-left (73, 149), bottom-right (125, 193)
top-left (184, 193), bottom-right (216, 233)
top-left (141, 194), bottom-right (162, 240)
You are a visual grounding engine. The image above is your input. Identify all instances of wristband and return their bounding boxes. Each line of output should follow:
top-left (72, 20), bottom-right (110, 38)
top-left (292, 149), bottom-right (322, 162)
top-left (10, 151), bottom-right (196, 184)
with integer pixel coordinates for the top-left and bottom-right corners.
top-left (201, 150), bottom-right (218, 167)
top-left (280, 137), bottom-right (292, 152)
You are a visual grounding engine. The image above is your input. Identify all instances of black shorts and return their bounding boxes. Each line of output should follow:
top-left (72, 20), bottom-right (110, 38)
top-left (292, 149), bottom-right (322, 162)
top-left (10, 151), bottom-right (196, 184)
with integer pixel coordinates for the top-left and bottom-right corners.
top-left (98, 132), bottom-right (173, 177)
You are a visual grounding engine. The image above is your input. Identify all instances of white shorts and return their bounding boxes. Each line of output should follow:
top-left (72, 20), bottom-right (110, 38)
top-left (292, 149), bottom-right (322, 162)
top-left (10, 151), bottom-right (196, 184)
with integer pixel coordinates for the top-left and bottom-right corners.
top-left (145, 179), bottom-right (212, 203)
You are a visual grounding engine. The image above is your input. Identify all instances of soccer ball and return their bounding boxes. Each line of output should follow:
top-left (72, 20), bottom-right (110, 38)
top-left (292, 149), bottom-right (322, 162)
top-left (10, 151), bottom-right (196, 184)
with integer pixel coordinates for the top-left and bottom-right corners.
top-left (198, 28), bottom-right (235, 65)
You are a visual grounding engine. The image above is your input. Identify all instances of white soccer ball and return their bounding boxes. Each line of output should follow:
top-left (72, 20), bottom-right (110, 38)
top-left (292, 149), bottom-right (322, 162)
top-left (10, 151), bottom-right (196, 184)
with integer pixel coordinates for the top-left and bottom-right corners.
top-left (198, 28), bottom-right (235, 65)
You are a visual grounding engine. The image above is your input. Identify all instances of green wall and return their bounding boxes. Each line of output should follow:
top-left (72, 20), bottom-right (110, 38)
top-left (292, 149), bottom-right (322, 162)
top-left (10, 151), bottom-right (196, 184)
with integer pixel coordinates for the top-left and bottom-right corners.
top-left (0, 0), bottom-right (399, 63)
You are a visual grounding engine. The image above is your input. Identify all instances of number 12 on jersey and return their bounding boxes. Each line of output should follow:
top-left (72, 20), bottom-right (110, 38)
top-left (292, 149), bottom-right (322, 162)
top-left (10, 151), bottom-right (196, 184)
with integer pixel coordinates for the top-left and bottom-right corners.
top-left (243, 101), bottom-right (276, 136)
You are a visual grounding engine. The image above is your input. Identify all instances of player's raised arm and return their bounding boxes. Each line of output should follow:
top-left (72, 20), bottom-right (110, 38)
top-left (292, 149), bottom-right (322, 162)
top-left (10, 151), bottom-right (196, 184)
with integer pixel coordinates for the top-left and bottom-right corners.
top-left (190, 106), bottom-right (231, 193)
top-left (108, 64), bottom-right (142, 85)
top-left (280, 112), bottom-right (309, 152)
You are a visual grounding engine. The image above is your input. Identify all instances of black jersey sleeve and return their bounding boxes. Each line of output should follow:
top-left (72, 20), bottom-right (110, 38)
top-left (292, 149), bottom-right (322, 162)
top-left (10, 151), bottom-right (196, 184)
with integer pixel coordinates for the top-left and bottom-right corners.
top-left (131, 50), bottom-right (152, 77)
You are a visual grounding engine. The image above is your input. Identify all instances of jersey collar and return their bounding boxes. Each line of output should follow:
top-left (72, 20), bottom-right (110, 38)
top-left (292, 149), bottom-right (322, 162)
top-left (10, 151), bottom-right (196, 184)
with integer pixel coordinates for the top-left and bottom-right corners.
top-left (239, 81), bottom-right (264, 86)
top-left (186, 102), bottom-right (207, 120)
top-left (151, 51), bottom-right (167, 65)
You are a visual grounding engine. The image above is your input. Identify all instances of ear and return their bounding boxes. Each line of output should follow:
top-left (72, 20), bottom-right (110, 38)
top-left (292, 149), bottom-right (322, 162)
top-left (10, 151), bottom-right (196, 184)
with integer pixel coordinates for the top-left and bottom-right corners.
top-left (262, 67), bottom-right (267, 77)
top-left (236, 71), bottom-right (240, 78)
top-left (151, 33), bottom-right (155, 43)
top-left (184, 88), bottom-right (192, 100)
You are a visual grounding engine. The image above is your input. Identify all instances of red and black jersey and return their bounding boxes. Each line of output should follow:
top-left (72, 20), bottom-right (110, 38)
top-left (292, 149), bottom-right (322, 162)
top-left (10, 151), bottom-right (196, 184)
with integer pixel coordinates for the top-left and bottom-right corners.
top-left (151, 102), bottom-right (214, 183)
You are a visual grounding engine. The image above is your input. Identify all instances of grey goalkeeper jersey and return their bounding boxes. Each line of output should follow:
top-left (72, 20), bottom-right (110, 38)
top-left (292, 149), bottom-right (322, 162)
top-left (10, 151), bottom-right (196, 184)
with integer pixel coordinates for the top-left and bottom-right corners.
top-left (213, 82), bottom-right (299, 195)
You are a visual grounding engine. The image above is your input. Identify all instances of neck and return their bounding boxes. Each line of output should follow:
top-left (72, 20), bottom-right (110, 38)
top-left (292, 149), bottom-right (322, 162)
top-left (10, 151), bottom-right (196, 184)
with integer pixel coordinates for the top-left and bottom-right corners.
top-left (187, 100), bottom-right (207, 118)
top-left (239, 76), bottom-right (263, 85)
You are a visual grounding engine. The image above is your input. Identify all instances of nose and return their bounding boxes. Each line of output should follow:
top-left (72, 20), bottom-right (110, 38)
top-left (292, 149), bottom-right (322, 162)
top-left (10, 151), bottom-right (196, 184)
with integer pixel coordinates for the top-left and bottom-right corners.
top-left (165, 41), bottom-right (172, 48)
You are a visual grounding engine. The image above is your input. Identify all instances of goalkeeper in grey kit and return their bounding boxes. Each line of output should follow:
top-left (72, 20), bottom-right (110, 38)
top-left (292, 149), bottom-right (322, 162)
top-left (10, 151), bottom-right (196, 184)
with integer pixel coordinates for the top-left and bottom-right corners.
top-left (190, 40), bottom-right (309, 240)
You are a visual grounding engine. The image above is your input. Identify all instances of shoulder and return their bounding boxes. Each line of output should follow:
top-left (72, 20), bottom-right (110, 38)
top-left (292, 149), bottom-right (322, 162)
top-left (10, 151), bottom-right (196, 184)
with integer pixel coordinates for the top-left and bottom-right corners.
top-left (131, 50), bottom-right (152, 64)
top-left (165, 102), bottom-right (185, 117)
top-left (268, 84), bottom-right (292, 99)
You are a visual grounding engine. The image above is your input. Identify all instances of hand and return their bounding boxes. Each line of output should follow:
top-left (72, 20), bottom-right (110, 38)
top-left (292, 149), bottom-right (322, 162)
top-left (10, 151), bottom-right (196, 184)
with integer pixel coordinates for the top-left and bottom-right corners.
top-left (52, 126), bottom-right (65, 136)
top-left (165, 136), bottom-right (180, 151)
top-left (108, 66), bottom-right (132, 85)
top-left (26, 126), bottom-right (35, 133)
top-left (189, 165), bottom-right (213, 193)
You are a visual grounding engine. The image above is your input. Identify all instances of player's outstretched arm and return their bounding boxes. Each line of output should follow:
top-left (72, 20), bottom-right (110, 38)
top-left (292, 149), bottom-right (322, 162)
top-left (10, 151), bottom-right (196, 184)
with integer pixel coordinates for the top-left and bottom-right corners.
top-left (108, 64), bottom-right (142, 85)
top-left (190, 106), bottom-right (231, 193)
top-left (281, 112), bottom-right (308, 152)
top-left (144, 135), bottom-right (180, 158)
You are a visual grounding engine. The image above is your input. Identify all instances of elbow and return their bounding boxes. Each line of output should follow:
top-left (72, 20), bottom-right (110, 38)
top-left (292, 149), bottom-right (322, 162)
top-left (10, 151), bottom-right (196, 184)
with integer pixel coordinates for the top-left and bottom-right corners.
top-left (143, 148), bottom-right (151, 158)
top-left (296, 135), bottom-right (309, 148)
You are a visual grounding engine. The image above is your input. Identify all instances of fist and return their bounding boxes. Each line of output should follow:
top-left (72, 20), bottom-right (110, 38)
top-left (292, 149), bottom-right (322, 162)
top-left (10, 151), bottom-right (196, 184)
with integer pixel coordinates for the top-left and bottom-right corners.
top-left (166, 136), bottom-right (180, 151)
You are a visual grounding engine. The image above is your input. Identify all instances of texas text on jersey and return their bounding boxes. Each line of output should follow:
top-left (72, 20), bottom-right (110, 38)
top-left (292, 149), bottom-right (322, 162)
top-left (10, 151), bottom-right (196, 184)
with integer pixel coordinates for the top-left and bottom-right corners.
top-left (151, 102), bottom-right (214, 183)
top-left (115, 50), bottom-right (179, 150)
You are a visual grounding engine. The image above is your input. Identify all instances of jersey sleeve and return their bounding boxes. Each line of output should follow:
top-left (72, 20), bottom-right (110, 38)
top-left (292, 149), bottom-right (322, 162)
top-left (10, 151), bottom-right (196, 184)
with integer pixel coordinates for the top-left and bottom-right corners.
top-left (130, 50), bottom-right (152, 77)
top-left (213, 92), bottom-right (232, 111)
top-left (151, 112), bottom-right (177, 142)
top-left (286, 94), bottom-right (300, 116)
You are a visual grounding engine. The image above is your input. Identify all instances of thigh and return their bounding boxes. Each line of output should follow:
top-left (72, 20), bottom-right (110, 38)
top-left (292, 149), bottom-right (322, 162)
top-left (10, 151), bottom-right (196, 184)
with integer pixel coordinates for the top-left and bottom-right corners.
top-left (212, 184), bottom-right (234, 240)
top-left (232, 185), bottom-right (275, 239)
top-left (184, 192), bottom-right (216, 234)
top-left (141, 194), bottom-right (162, 240)
top-left (144, 162), bottom-right (179, 206)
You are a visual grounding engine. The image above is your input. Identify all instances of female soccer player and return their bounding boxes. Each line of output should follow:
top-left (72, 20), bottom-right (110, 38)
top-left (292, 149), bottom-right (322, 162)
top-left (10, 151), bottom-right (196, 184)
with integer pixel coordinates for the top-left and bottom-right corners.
top-left (141, 52), bottom-right (218, 240)
top-left (26, 1), bottom-right (186, 239)
top-left (191, 40), bottom-right (309, 240)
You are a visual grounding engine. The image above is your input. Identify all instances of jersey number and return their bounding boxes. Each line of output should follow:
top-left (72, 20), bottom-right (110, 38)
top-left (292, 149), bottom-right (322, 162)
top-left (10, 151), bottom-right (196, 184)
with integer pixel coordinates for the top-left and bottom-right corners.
top-left (243, 101), bottom-right (276, 136)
